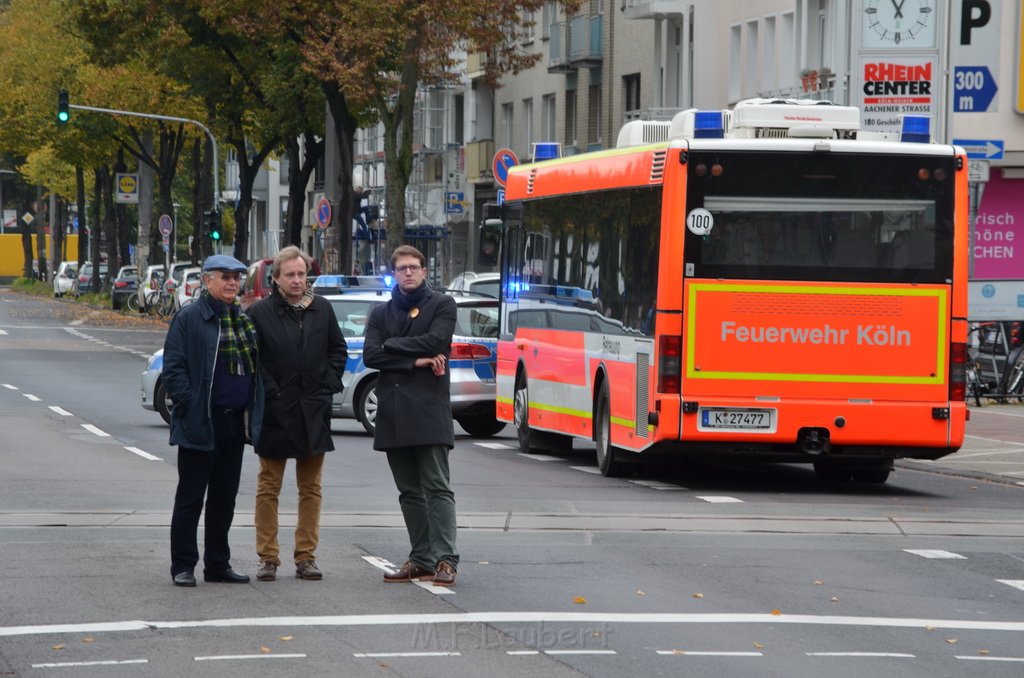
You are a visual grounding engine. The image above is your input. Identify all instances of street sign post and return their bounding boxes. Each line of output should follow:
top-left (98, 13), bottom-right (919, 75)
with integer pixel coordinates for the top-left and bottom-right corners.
top-left (968, 160), bottom-right (990, 183)
top-left (492, 149), bottom-right (518, 188)
top-left (158, 214), bottom-right (173, 237)
top-left (953, 66), bottom-right (999, 112)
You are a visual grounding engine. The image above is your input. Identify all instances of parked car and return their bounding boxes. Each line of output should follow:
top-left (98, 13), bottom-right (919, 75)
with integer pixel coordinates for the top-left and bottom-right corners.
top-left (311, 274), bottom-right (391, 296)
top-left (137, 265), bottom-right (166, 312)
top-left (162, 262), bottom-right (192, 298)
top-left (73, 262), bottom-right (108, 296)
top-left (447, 271), bottom-right (500, 299)
top-left (241, 256), bottom-right (321, 310)
top-left (325, 290), bottom-right (504, 436)
top-left (52, 261), bottom-right (78, 297)
top-left (974, 321), bottom-right (1024, 397)
top-left (173, 266), bottom-right (203, 312)
top-left (111, 265), bottom-right (139, 310)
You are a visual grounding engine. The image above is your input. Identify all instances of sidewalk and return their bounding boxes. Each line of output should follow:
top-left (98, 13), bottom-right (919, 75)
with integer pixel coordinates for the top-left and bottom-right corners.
top-left (903, 402), bottom-right (1024, 484)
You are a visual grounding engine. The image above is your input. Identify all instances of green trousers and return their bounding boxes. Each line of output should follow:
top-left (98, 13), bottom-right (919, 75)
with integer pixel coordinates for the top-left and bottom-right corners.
top-left (386, 445), bottom-right (459, 571)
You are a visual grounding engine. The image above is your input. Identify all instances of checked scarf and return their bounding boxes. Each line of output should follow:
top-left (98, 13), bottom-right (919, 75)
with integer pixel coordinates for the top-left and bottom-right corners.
top-left (203, 290), bottom-right (258, 376)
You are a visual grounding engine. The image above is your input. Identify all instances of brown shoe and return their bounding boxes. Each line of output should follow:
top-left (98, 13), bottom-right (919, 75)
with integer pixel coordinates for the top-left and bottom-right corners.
top-left (383, 560), bottom-right (434, 583)
top-left (432, 561), bottom-right (457, 587)
top-left (295, 560), bottom-right (323, 580)
top-left (256, 561), bottom-right (277, 581)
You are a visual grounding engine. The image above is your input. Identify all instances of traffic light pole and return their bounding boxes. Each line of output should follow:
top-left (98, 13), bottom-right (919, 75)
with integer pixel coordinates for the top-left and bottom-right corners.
top-left (67, 103), bottom-right (219, 203)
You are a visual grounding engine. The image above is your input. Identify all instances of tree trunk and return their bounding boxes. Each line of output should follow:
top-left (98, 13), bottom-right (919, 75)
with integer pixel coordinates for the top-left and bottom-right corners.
top-left (76, 167), bottom-right (87, 266)
top-left (228, 134), bottom-right (279, 262)
top-left (324, 86), bottom-right (356, 274)
top-left (286, 132), bottom-right (323, 248)
top-left (90, 169), bottom-right (103, 293)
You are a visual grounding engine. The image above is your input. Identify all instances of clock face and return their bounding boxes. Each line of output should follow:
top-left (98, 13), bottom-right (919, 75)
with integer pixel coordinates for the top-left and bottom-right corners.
top-left (862, 0), bottom-right (936, 48)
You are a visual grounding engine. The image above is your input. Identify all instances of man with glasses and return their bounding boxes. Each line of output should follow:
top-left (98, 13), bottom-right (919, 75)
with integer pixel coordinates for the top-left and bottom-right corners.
top-left (364, 246), bottom-right (460, 586)
top-left (164, 255), bottom-right (264, 587)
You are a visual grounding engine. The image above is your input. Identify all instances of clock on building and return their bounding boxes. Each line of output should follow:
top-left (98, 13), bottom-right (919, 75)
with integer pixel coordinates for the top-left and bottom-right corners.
top-left (862, 0), bottom-right (936, 48)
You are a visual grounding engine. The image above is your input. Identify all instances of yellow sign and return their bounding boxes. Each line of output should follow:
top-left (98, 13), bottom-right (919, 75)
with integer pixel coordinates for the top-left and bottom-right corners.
top-left (116, 173), bottom-right (139, 204)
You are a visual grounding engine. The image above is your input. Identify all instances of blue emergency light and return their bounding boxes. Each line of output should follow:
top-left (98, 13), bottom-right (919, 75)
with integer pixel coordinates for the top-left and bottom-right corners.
top-left (533, 142), bottom-right (561, 161)
top-left (693, 111), bottom-right (725, 139)
top-left (900, 116), bottom-right (931, 143)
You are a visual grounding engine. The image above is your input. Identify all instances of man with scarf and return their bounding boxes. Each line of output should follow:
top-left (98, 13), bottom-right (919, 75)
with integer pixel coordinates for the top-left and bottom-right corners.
top-left (248, 246), bottom-right (346, 581)
top-left (164, 255), bottom-right (264, 587)
top-left (364, 245), bottom-right (460, 586)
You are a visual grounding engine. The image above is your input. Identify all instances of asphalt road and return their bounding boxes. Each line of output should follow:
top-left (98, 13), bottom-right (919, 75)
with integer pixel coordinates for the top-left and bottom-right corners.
top-left (1, 289), bottom-right (1023, 678)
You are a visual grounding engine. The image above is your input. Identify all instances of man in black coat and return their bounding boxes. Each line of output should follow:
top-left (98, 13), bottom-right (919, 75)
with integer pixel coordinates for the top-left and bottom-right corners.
top-left (248, 246), bottom-right (347, 581)
top-left (364, 245), bottom-right (459, 586)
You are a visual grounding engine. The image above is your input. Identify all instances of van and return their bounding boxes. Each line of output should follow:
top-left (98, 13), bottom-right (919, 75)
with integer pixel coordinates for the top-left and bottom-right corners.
top-left (240, 256), bottom-right (321, 310)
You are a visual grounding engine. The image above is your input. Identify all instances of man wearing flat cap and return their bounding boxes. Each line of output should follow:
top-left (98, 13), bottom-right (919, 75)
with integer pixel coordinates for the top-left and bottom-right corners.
top-left (164, 254), bottom-right (264, 587)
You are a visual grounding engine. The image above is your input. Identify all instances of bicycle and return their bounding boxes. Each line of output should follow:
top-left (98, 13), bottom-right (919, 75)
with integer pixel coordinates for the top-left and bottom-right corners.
top-left (1002, 349), bottom-right (1024, 400)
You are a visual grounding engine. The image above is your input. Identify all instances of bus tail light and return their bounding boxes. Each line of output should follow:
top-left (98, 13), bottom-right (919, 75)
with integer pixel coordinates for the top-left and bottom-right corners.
top-left (450, 343), bottom-right (491, 360)
top-left (949, 341), bottom-right (966, 402)
top-left (658, 336), bottom-right (682, 393)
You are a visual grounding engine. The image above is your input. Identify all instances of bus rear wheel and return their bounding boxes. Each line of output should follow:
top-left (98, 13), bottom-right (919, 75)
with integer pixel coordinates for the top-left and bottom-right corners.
top-left (595, 382), bottom-right (626, 477)
top-left (514, 374), bottom-right (570, 453)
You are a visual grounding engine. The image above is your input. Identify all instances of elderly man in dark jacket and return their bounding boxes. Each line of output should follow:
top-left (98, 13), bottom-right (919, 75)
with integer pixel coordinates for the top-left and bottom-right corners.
top-left (364, 245), bottom-right (459, 586)
top-left (164, 254), bottom-right (264, 587)
top-left (248, 246), bottom-right (347, 581)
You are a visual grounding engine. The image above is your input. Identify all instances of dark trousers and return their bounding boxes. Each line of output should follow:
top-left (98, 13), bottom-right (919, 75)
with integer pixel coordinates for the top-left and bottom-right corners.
top-left (170, 411), bottom-right (245, 576)
top-left (386, 445), bottom-right (459, 571)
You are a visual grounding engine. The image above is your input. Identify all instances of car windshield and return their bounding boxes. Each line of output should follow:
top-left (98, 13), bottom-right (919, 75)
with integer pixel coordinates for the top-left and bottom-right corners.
top-left (329, 299), bottom-right (383, 338)
top-left (455, 304), bottom-right (499, 338)
top-left (469, 280), bottom-right (499, 299)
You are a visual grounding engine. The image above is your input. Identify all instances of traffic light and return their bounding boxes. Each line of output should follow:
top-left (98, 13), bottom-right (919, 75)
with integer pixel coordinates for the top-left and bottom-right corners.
top-left (57, 89), bottom-right (70, 124)
top-left (204, 210), bottom-right (221, 241)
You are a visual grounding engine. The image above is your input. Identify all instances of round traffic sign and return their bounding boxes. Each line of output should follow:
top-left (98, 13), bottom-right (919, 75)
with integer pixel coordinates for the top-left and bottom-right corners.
top-left (492, 148), bottom-right (519, 188)
top-left (315, 197), bottom-right (332, 228)
top-left (158, 214), bottom-right (173, 236)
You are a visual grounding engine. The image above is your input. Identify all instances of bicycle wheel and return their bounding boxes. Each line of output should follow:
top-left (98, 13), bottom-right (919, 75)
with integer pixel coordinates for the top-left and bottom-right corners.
top-left (1003, 352), bottom-right (1024, 399)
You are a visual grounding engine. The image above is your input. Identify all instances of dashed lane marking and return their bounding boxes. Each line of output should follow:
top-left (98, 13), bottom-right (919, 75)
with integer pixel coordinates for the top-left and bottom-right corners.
top-left (518, 453), bottom-right (562, 461)
top-left (22, 393), bottom-right (40, 402)
top-left (354, 652), bottom-right (461, 658)
top-left (195, 654), bottom-right (306, 662)
top-left (657, 650), bottom-right (763, 657)
top-left (361, 555), bottom-right (454, 596)
top-left (7, 612), bottom-right (1024, 638)
top-left (48, 406), bottom-right (73, 416)
top-left (997, 580), bottom-right (1024, 592)
top-left (805, 652), bottom-right (915, 658)
top-left (0, 329), bottom-right (7, 335)
top-left (543, 650), bottom-right (617, 655)
top-left (81, 424), bottom-right (110, 437)
top-left (125, 446), bottom-right (162, 461)
top-left (570, 466), bottom-right (602, 475)
top-left (629, 480), bottom-right (687, 491)
top-left (475, 442), bottom-right (513, 450)
top-left (32, 659), bottom-right (148, 668)
top-left (904, 549), bottom-right (966, 559)
top-left (955, 655), bottom-right (1024, 662)
top-left (2, 384), bottom-right (16, 390)
top-left (696, 496), bottom-right (744, 503)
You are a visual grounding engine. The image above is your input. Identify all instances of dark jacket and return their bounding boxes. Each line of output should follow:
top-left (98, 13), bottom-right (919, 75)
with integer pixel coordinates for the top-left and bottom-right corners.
top-left (363, 285), bottom-right (457, 451)
top-left (163, 295), bottom-right (264, 450)
top-left (248, 291), bottom-right (347, 458)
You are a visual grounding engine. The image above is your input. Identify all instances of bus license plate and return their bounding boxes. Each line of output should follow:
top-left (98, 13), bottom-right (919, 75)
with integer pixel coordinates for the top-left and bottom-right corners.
top-left (698, 408), bottom-right (775, 432)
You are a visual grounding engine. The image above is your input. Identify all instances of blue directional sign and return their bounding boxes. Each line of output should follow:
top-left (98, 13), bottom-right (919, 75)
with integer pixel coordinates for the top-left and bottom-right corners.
top-left (953, 66), bottom-right (998, 112)
top-left (952, 138), bottom-right (1005, 160)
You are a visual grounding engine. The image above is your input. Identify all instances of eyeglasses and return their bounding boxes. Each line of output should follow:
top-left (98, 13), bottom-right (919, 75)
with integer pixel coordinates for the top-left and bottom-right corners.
top-left (395, 264), bottom-right (423, 274)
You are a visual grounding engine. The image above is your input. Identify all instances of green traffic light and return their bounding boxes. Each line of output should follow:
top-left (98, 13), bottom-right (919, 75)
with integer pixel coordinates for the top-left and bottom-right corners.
top-left (58, 111), bottom-right (69, 122)
top-left (57, 89), bottom-right (70, 124)
top-left (211, 230), bottom-right (221, 241)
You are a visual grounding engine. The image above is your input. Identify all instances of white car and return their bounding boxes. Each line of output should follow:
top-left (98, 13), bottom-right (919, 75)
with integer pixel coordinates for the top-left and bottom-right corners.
top-left (447, 271), bottom-right (500, 298)
top-left (52, 261), bottom-right (78, 297)
top-left (174, 267), bottom-right (202, 311)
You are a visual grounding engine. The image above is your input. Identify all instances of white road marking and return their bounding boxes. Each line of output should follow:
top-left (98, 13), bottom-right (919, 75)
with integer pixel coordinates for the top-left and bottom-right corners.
top-left (544, 650), bottom-right (617, 655)
top-left (696, 496), bottom-right (744, 503)
top-left (32, 659), bottom-right (148, 668)
top-left (805, 652), bottom-right (915, 658)
top-left (22, 393), bottom-right (41, 402)
top-left (955, 655), bottom-right (1024, 662)
top-left (2, 384), bottom-right (16, 390)
top-left (125, 446), bottom-right (162, 461)
top-left (48, 406), bottom-right (73, 416)
top-left (0, 329), bottom-right (7, 335)
top-left (903, 549), bottom-right (966, 559)
top-left (964, 435), bottom-right (1024, 446)
top-left (657, 650), bottom-right (763, 657)
top-left (570, 466), bottom-right (602, 475)
top-left (629, 480), bottom-right (687, 490)
top-left (518, 453), bottom-right (562, 461)
top-left (997, 580), bottom-right (1024, 592)
top-left (354, 652), bottom-right (461, 658)
top-left (968, 409), bottom-right (1024, 418)
top-left (81, 424), bottom-right (110, 437)
top-left (7, 612), bottom-right (1024, 638)
top-left (507, 650), bottom-right (541, 655)
top-left (361, 555), bottom-right (454, 595)
top-left (195, 654), bottom-right (306, 661)
top-left (476, 442), bottom-right (513, 450)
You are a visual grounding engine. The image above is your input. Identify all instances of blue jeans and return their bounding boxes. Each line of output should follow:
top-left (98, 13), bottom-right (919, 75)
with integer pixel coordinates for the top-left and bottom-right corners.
top-left (386, 445), bottom-right (459, 571)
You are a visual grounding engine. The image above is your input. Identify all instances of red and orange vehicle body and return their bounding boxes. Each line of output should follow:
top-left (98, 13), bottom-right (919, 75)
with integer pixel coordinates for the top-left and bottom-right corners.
top-left (493, 99), bottom-right (969, 482)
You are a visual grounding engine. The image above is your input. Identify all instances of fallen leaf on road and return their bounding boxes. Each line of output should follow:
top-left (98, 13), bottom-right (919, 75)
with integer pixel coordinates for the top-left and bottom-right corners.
top-left (82, 638), bottom-right (94, 643)
top-left (813, 580), bottom-right (824, 585)
top-left (754, 642), bottom-right (764, 649)
top-left (260, 646), bottom-right (272, 653)
top-left (979, 649), bottom-right (990, 655)
top-left (946, 638), bottom-right (958, 644)
top-left (671, 649), bottom-right (684, 655)
top-left (279, 636), bottom-right (293, 641)
top-left (830, 597), bottom-right (840, 602)
top-left (692, 593), bottom-right (704, 598)
top-left (636, 590), bottom-right (645, 596)
top-left (51, 645), bottom-right (64, 651)
top-left (770, 609), bottom-right (782, 616)
top-left (573, 596), bottom-right (587, 604)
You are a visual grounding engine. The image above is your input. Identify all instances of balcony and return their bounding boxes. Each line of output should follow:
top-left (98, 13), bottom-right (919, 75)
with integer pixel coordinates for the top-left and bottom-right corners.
top-left (548, 15), bottom-right (603, 73)
top-left (621, 0), bottom-right (688, 21)
top-left (466, 51), bottom-right (490, 80)
top-left (465, 140), bottom-right (495, 183)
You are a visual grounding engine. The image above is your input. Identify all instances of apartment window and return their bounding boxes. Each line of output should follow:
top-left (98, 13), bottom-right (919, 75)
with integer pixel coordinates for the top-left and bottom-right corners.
top-left (523, 98), bottom-right (534, 147)
top-left (542, 94), bottom-right (556, 140)
top-left (744, 20), bottom-right (758, 98)
top-left (542, 1), bottom-right (555, 40)
top-left (762, 16), bottom-right (776, 92)
top-left (624, 74), bottom-right (641, 116)
top-left (817, 0), bottom-right (829, 71)
top-left (502, 103), bottom-right (514, 149)
top-left (781, 12), bottom-right (795, 88)
top-left (565, 90), bottom-right (577, 147)
top-left (523, 9), bottom-right (536, 42)
top-left (729, 24), bottom-right (741, 102)
top-left (588, 85), bottom-right (602, 145)
top-left (453, 93), bottom-right (464, 145)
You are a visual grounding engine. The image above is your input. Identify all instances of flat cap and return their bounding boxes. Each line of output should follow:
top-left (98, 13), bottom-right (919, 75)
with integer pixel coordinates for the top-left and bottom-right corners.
top-left (203, 254), bottom-right (247, 273)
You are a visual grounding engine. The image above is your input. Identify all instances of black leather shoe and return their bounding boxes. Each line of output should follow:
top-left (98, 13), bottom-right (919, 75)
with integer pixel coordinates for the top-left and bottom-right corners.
top-left (204, 568), bottom-right (250, 583)
top-left (172, 571), bottom-right (196, 587)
